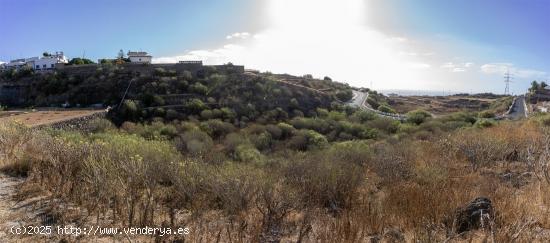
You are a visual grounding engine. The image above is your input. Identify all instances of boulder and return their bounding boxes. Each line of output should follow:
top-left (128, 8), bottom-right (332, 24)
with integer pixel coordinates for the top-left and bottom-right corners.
top-left (454, 197), bottom-right (493, 233)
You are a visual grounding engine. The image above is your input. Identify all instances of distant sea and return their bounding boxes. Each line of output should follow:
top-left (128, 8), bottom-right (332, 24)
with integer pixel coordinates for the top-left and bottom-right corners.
top-left (379, 89), bottom-right (463, 97)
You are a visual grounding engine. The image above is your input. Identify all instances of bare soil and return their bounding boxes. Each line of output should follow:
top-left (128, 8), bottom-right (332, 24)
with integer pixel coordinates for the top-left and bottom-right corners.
top-left (388, 96), bottom-right (497, 115)
top-left (0, 109), bottom-right (104, 127)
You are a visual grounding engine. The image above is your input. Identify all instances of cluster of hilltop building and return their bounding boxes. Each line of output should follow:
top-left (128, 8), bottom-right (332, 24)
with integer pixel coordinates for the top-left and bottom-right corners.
top-left (0, 51), bottom-right (244, 74)
top-left (0, 51), bottom-right (154, 71)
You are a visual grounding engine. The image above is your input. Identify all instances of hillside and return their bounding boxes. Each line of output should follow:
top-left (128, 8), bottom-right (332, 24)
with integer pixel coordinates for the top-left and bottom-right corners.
top-left (0, 65), bottom-right (543, 242)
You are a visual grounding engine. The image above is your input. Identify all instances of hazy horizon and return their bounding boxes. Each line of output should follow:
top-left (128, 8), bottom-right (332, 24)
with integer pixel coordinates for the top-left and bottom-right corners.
top-left (1, 0), bottom-right (549, 94)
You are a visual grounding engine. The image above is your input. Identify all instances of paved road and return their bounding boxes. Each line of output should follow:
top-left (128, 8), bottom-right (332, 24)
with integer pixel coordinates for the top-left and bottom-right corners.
top-left (507, 95), bottom-right (527, 120)
top-left (349, 90), bottom-right (407, 120)
top-left (350, 90), bottom-right (368, 108)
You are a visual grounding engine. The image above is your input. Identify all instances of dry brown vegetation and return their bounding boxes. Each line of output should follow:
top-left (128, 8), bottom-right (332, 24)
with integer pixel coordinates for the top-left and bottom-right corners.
top-left (2, 116), bottom-right (550, 242)
top-left (388, 95), bottom-right (513, 116)
top-left (0, 109), bottom-right (103, 127)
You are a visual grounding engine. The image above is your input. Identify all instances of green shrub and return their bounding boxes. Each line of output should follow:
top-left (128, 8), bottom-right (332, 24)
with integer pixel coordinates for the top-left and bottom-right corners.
top-left (190, 82), bottom-right (208, 95)
top-left (249, 132), bottom-right (273, 150)
top-left (200, 119), bottom-right (235, 138)
top-left (378, 104), bottom-right (396, 114)
top-left (302, 129), bottom-right (329, 150)
top-left (366, 97), bottom-right (380, 109)
top-left (177, 129), bottom-right (214, 155)
top-left (406, 110), bottom-right (432, 125)
top-left (223, 133), bottom-right (249, 153)
top-left (186, 99), bottom-right (207, 113)
top-left (350, 110), bottom-right (376, 123)
top-left (335, 90), bottom-right (353, 102)
top-left (475, 119), bottom-right (495, 128)
top-left (235, 144), bottom-right (264, 163)
top-left (478, 111), bottom-right (496, 118)
top-left (265, 124), bottom-right (283, 140)
top-left (87, 118), bottom-right (116, 133)
top-left (367, 117), bottom-right (400, 134)
top-left (277, 122), bottom-right (295, 139)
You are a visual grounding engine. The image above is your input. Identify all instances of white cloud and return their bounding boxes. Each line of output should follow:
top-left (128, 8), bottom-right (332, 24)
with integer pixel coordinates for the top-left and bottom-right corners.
top-left (154, 0), bottom-right (437, 90)
top-left (480, 63), bottom-right (547, 79)
top-left (226, 32), bottom-right (250, 40)
top-left (152, 0), bottom-right (548, 92)
top-left (440, 62), bottom-right (474, 72)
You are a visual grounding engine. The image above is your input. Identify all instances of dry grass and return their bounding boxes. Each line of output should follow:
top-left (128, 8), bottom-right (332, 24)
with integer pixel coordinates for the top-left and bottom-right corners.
top-left (2, 120), bottom-right (550, 241)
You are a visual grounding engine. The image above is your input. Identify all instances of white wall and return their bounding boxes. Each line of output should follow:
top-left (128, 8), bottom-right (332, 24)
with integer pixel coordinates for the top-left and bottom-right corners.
top-left (33, 55), bottom-right (68, 70)
top-left (129, 56), bottom-right (152, 64)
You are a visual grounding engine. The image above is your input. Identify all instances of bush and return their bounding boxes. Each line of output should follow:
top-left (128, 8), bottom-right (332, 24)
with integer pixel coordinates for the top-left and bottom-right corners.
top-left (200, 119), bottom-right (235, 138)
top-left (283, 153), bottom-right (364, 211)
top-left (335, 90), bottom-right (353, 102)
top-left (302, 129), bottom-right (328, 150)
top-left (367, 117), bottom-right (400, 134)
top-left (277, 122), bottom-right (295, 139)
top-left (249, 132), bottom-right (273, 150)
top-left (235, 144), bottom-right (264, 163)
top-left (87, 118), bottom-right (116, 133)
top-left (475, 119), bottom-right (495, 128)
top-left (190, 82), bottom-right (208, 95)
top-left (177, 129), bottom-right (214, 155)
top-left (478, 110), bottom-right (496, 118)
top-left (406, 110), bottom-right (432, 125)
top-left (186, 99), bottom-right (207, 113)
top-left (377, 104), bottom-right (396, 114)
top-left (119, 100), bottom-right (140, 121)
top-left (350, 110), bottom-right (376, 123)
top-left (265, 125), bottom-right (283, 140)
top-left (366, 97), bottom-right (380, 109)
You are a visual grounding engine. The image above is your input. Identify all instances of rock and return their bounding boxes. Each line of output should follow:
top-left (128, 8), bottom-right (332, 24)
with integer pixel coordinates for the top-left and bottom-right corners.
top-left (454, 197), bottom-right (493, 233)
top-left (383, 228), bottom-right (405, 243)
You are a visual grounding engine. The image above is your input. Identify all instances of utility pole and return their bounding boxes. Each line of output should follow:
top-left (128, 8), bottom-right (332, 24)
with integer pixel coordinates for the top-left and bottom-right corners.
top-left (504, 70), bottom-right (513, 95)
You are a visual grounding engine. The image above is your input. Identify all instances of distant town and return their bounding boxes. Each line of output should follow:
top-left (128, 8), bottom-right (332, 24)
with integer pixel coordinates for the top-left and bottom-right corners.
top-left (0, 50), bottom-right (240, 72)
top-left (0, 50), bottom-right (246, 77)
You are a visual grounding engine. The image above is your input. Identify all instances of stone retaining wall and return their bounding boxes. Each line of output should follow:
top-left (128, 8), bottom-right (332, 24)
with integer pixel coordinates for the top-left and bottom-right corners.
top-left (34, 111), bottom-right (108, 131)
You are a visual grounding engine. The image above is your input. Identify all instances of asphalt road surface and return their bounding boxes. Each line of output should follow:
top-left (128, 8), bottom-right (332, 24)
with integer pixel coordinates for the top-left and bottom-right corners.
top-left (350, 90), bottom-right (368, 108)
top-left (507, 96), bottom-right (527, 120)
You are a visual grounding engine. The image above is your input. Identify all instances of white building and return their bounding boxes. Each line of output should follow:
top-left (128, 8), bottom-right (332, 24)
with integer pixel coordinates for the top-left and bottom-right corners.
top-left (5, 52), bottom-right (68, 70)
top-left (6, 59), bottom-right (27, 69)
top-left (32, 52), bottom-right (68, 70)
top-left (127, 51), bottom-right (152, 64)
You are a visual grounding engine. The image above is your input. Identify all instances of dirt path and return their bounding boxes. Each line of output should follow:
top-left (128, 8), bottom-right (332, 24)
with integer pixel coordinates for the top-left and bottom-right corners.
top-left (0, 109), bottom-right (105, 127)
top-left (0, 174), bottom-right (24, 240)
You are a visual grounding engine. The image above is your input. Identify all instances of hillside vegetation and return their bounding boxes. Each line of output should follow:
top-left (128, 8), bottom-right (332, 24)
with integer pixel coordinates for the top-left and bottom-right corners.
top-left (0, 66), bottom-right (544, 242)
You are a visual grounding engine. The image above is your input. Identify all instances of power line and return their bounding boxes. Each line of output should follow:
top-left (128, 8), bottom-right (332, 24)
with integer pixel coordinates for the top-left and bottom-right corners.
top-left (504, 70), bottom-right (513, 95)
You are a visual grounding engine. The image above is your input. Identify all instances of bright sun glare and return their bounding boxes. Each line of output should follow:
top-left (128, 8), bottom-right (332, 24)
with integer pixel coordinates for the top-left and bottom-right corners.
top-left (268, 0), bottom-right (366, 30)
top-left (158, 0), bottom-right (431, 90)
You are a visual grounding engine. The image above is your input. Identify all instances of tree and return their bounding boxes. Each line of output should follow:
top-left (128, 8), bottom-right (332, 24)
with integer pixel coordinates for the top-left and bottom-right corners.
top-left (118, 49), bottom-right (125, 59)
top-left (68, 58), bottom-right (95, 65)
top-left (42, 52), bottom-right (51, 57)
top-left (542, 81), bottom-right (548, 89)
top-left (335, 90), bottom-right (353, 102)
top-left (323, 76), bottom-right (332, 81)
top-left (99, 59), bottom-right (113, 64)
top-left (530, 81), bottom-right (540, 93)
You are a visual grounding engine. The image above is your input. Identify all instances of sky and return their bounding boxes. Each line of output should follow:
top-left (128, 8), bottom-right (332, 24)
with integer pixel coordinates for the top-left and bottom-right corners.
top-left (1, 0), bottom-right (549, 94)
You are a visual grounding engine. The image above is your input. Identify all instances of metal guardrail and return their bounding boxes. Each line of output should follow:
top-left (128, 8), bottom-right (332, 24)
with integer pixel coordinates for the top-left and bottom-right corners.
top-left (356, 91), bottom-right (407, 121)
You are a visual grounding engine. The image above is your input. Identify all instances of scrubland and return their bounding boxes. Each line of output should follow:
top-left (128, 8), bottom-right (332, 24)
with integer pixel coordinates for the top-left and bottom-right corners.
top-left (2, 67), bottom-right (548, 242)
top-left (2, 113), bottom-right (550, 242)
